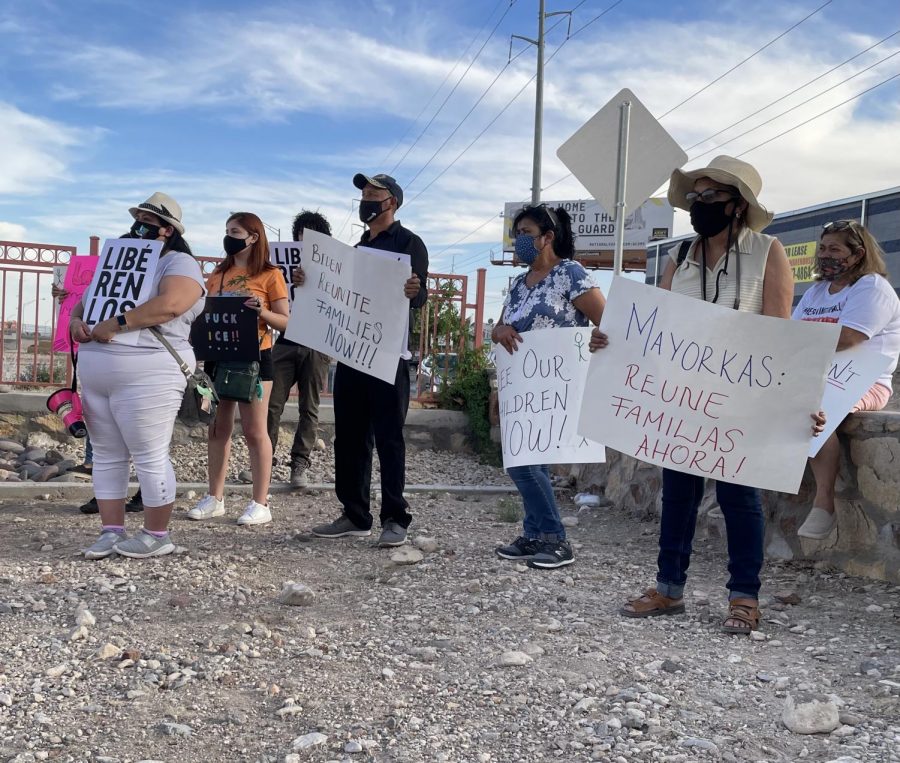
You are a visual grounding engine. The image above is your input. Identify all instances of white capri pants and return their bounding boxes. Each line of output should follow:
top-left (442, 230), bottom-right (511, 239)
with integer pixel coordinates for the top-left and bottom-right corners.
top-left (78, 349), bottom-right (189, 508)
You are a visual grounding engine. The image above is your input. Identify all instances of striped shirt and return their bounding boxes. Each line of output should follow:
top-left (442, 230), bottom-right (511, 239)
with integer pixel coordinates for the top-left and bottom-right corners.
top-left (669, 227), bottom-right (774, 315)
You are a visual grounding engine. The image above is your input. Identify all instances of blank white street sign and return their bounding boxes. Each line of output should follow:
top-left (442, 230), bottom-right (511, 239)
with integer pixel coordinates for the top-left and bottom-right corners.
top-left (556, 88), bottom-right (687, 217)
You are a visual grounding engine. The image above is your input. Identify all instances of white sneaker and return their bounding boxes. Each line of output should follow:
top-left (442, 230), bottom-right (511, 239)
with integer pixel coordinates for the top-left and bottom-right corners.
top-left (237, 500), bottom-right (271, 526)
top-left (798, 507), bottom-right (837, 539)
top-left (187, 494), bottom-right (225, 521)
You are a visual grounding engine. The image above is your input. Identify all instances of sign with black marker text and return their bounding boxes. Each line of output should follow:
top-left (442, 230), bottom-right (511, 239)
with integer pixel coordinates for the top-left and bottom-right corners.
top-left (495, 327), bottom-right (606, 469)
top-left (189, 296), bottom-right (261, 361)
top-left (82, 239), bottom-right (162, 346)
top-left (578, 277), bottom-right (840, 494)
top-left (269, 242), bottom-right (303, 302)
top-left (283, 230), bottom-right (410, 383)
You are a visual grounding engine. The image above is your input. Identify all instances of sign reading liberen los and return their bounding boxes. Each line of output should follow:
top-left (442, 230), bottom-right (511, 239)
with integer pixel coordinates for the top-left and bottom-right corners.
top-left (578, 277), bottom-right (841, 494)
top-left (495, 327), bottom-right (605, 469)
top-left (269, 242), bottom-right (303, 302)
top-left (82, 239), bottom-right (162, 346)
top-left (810, 345), bottom-right (893, 457)
top-left (189, 296), bottom-right (261, 361)
top-left (284, 230), bottom-right (410, 383)
top-left (503, 198), bottom-right (673, 254)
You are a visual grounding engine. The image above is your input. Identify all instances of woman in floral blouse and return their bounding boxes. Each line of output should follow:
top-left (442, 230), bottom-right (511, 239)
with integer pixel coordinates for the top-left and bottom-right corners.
top-left (492, 205), bottom-right (606, 569)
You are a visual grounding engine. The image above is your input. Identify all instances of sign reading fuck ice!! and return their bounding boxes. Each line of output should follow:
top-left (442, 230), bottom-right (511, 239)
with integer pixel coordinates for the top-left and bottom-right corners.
top-left (578, 277), bottom-right (841, 494)
top-left (189, 296), bottom-right (261, 361)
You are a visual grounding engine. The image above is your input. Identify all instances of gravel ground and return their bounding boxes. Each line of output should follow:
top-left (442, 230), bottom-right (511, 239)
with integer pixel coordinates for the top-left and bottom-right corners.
top-left (0, 466), bottom-right (899, 762)
top-left (52, 437), bottom-right (509, 488)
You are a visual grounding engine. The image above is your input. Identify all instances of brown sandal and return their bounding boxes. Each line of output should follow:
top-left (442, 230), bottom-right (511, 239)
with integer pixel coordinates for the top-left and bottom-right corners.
top-left (722, 597), bottom-right (760, 635)
top-left (620, 588), bottom-right (685, 618)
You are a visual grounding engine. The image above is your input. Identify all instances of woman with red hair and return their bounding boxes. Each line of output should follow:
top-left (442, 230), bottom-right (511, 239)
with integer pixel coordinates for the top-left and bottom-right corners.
top-left (189, 212), bottom-right (289, 526)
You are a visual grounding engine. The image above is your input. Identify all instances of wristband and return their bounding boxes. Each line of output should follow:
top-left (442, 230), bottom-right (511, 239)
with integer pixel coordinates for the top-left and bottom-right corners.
top-left (116, 314), bottom-right (129, 331)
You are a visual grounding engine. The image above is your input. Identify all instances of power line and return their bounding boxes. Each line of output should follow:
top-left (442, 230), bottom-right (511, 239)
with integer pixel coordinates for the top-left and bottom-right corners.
top-left (692, 47), bottom-right (900, 160)
top-left (379, 0), bottom-right (509, 168)
top-left (736, 69), bottom-right (900, 158)
top-left (402, 9), bottom-right (578, 192)
top-left (657, 0), bottom-right (833, 119)
top-left (684, 28), bottom-right (900, 152)
top-left (404, 0), bottom-right (625, 207)
top-left (390, 0), bottom-right (517, 176)
top-left (433, 212), bottom-right (502, 258)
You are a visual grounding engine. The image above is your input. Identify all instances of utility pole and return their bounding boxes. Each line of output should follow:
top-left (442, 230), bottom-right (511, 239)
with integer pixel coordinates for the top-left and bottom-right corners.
top-left (511, 2), bottom-right (572, 205)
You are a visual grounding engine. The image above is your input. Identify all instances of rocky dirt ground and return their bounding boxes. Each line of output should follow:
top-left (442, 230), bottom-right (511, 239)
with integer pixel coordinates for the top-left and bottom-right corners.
top-left (0, 448), bottom-right (899, 763)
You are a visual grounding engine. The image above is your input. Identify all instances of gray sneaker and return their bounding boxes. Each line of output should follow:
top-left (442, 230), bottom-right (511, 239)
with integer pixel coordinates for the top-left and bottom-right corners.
top-left (113, 529), bottom-right (175, 559)
top-left (290, 462), bottom-right (309, 489)
top-left (311, 515), bottom-right (371, 538)
top-left (84, 530), bottom-right (127, 560)
top-left (378, 521), bottom-right (408, 548)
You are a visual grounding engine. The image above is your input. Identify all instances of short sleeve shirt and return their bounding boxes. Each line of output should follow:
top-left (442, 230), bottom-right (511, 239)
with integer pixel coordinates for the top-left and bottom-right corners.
top-left (501, 260), bottom-right (596, 332)
top-left (206, 266), bottom-right (289, 350)
top-left (793, 274), bottom-right (900, 388)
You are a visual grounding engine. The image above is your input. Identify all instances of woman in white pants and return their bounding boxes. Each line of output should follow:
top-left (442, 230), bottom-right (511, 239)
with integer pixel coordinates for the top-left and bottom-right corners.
top-left (71, 193), bottom-right (206, 559)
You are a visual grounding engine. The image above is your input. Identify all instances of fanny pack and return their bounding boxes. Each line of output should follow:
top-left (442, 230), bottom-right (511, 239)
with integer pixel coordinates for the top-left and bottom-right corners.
top-left (149, 327), bottom-right (219, 422)
top-left (213, 359), bottom-right (262, 403)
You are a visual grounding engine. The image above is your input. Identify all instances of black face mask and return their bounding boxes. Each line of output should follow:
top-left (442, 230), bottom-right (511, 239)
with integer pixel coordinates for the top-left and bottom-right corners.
top-left (223, 235), bottom-right (250, 256)
top-left (130, 220), bottom-right (162, 240)
top-left (689, 200), bottom-right (735, 238)
top-left (358, 198), bottom-right (389, 224)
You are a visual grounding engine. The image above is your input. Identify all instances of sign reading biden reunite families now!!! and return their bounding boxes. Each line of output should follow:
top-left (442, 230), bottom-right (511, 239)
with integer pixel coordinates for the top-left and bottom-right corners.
top-left (284, 230), bottom-right (410, 383)
top-left (82, 239), bottom-right (162, 346)
top-left (495, 327), bottom-right (606, 469)
top-left (577, 277), bottom-right (841, 494)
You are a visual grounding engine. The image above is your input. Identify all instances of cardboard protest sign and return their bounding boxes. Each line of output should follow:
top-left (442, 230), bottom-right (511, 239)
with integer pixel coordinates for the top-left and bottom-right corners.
top-left (809, 346), bottom-right (894, 457)
top-left (578, 277), bottom-right (840, 494)
top-left (270, 242), bottom-right (303, 302)
top-left (82, 239), bottom-right (162, 346)
top-left (53, 256), bottom-right (98, 353)
top-left (189, 296), bottom-right (261, 361)
top-left (284, 230), bottom-right (411, 383)
top-left (495, 327), bottom-right (606, 469)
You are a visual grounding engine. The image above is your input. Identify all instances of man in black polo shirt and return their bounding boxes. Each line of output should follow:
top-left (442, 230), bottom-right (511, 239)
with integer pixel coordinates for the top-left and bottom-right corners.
top-left (312, 173), bottom-right (428, 547)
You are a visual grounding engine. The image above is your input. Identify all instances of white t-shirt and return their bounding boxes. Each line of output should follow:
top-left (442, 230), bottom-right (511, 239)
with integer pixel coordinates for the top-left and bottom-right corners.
top-left (793, 274), bottom-right (900, 388)
top-left (79, 250), bottom-right (207, 356)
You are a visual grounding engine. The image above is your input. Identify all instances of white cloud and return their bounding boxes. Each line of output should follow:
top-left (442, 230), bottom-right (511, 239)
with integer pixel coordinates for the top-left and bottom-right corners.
top-left (0, 102), bottom-right (94, 195)
top-left (0, 221), bottom-right (27, 240)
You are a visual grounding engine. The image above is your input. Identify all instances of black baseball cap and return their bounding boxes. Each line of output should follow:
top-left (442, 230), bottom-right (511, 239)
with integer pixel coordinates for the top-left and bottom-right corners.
top-left (353, 173), bottom-right (403, 208)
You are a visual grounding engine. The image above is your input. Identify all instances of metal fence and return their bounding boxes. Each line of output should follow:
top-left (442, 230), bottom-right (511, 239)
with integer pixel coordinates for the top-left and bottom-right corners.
top-left (0, 237), bottom-right (102, 387)
top-left (1, 240), bottom-right (486, 402)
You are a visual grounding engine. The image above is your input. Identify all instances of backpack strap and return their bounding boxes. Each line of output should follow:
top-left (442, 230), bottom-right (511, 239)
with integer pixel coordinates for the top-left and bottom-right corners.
top-left (676, 239), bottom-right (692, 266)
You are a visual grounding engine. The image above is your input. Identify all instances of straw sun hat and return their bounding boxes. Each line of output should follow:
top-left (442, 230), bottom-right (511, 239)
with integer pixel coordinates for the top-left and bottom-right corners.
top-left (128, 192), bottom-right (185, 235)
top-left (667, 155), bottom-right (774, 232)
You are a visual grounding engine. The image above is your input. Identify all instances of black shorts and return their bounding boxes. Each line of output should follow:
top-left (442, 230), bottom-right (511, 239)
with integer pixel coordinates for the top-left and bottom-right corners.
top-left (204, 348), bottom-right (274, 382)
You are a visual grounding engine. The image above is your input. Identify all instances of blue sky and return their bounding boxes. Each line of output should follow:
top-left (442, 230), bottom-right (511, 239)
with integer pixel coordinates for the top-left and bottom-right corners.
top-left (1, 0), bottom-right (899, 320)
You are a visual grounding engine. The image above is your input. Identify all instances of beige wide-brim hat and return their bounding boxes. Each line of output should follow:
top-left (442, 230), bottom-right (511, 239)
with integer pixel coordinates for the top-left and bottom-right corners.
top-left (667, 155), bottom-right (774, 232)
top-left (128, 192), bottom-right (185, 234)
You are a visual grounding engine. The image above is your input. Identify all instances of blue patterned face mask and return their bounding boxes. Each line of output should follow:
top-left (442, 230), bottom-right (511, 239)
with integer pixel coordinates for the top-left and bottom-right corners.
top-left (515, 233), bottom-right (541, 265)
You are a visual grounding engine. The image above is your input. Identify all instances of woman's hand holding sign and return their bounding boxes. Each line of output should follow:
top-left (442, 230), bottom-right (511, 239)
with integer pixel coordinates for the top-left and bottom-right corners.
top-left (810, 410), bottom-right (826, 437)
top-left (588, 327), bottom-right (609, 352)
top-left (492, 323), bottom-right (523, 354)
top-left (291, 266), bottom-right (306, 287)
top-left (70, 317), bottom-right (92, 344)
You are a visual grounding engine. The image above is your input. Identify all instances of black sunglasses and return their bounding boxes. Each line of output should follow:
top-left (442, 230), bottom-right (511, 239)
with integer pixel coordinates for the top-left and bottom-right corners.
top-left (685, 189), bottom-right (739, 204)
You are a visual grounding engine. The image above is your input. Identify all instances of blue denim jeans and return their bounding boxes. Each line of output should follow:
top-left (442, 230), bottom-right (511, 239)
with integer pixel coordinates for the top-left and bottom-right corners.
top-left (507, 464), bottom-right (565, 540)
top-left (656, 468), bottom-right (763, 601)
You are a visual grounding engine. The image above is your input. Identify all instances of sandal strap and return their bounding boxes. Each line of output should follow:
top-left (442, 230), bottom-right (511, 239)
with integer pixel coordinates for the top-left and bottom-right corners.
top-left (726, 598), bottom-right (760, 627)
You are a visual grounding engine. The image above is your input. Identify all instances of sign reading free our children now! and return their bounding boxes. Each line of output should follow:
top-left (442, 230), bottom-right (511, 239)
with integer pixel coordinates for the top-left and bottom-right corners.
top-left (81, 239), bottom-right (162, 346)
top-left (284, 229), bottom-right (411, 383)
top-left (494, 327), bottom-right (605, 470)
top-left (578, 277), bottom-right (841, 495)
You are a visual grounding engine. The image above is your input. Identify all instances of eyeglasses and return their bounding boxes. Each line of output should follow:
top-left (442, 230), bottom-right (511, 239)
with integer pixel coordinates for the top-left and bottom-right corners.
top-left (685, 189), bottom-right (739, 205)
top-left (822, 220), bottom-right (862, 233)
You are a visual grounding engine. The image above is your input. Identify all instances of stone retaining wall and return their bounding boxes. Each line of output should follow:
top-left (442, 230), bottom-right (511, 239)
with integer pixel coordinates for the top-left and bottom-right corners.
top-left (569, 410), bottom-right (900, 584)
